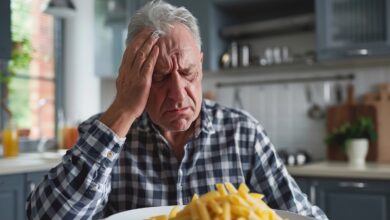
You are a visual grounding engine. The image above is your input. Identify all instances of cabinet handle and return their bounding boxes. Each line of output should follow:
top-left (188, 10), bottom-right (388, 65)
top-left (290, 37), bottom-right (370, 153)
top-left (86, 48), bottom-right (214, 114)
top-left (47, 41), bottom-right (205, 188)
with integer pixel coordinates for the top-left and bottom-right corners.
top-left (338, 181), bottom-right (366, 188)
top-left (309, 184), bottom-right (316, 204)
top-left (344, 49), bottom-right (370, 56)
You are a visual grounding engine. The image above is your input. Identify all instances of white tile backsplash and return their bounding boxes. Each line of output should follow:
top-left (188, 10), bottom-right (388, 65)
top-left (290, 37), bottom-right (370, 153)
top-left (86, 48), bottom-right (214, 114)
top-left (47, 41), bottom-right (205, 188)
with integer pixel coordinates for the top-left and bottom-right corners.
top-left (204, 66), bottom-right (390, 160)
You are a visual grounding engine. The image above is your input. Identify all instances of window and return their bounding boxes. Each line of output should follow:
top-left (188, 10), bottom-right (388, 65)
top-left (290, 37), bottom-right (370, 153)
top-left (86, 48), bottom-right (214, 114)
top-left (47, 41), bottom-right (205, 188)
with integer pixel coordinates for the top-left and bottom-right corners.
top-left (8, 0), bottom-right (57, 140)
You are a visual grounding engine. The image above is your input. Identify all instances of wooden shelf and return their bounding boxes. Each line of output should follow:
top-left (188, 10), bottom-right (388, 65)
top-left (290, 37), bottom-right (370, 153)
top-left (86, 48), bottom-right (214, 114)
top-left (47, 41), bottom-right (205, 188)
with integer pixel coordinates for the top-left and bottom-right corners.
top-left (204, 56), bottom-right (390, 78)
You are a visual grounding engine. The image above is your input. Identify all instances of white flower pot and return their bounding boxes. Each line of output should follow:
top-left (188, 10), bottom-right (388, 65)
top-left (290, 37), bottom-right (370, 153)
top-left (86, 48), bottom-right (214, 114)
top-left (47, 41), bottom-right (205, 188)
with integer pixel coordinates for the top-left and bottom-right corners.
top-left (345, 138), bottom-right (369, 166)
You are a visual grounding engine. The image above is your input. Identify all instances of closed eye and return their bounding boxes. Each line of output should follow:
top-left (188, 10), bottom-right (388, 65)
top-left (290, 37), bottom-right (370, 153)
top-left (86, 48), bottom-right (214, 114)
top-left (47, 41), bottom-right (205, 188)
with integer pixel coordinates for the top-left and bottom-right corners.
top-left (152, 73), bottom-right (170, 83)
top-left (181, 70), bottom-right (197, 81)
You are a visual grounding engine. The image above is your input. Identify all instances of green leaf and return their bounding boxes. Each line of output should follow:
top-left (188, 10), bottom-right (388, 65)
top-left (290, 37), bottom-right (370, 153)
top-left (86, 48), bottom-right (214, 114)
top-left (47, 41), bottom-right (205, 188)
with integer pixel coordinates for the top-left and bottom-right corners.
top-left (325, 116), bottom-right (377, 150)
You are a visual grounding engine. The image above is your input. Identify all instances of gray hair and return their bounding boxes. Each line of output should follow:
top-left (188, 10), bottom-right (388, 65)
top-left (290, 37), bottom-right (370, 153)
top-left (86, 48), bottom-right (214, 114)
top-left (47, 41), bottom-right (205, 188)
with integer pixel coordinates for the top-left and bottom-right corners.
top-left (126, 0), bottom-right (201, 50)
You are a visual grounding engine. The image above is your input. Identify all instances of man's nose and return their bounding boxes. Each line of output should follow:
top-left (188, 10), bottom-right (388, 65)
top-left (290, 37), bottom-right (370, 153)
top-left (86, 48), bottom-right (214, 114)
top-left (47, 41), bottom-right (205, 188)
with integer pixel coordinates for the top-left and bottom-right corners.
top-left (167, 72), bottom-right (186, 101)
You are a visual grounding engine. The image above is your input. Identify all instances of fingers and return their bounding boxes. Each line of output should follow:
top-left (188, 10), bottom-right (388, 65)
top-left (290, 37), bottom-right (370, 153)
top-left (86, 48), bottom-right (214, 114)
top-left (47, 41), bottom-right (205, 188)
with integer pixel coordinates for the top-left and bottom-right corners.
top-left (118, 29), bottom-right (159, 80)
top-left (131, 31), bottom-right (160, 71)
top-left (141, 45), bottom-right (159, 79)
top-left (120, 29), bottom-right (153, 70)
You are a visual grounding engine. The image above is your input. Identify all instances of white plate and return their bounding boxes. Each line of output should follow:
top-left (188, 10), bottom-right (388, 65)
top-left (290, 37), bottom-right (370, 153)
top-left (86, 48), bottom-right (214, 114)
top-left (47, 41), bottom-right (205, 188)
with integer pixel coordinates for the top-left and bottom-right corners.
top-left (105, 205), bottom-right (315, 220)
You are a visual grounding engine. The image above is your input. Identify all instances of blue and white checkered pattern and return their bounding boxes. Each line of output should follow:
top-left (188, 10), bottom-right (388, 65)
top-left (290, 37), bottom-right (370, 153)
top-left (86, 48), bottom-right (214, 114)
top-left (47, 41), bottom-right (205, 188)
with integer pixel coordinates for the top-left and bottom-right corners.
top-left (26, 100), bottom-right (328, 220)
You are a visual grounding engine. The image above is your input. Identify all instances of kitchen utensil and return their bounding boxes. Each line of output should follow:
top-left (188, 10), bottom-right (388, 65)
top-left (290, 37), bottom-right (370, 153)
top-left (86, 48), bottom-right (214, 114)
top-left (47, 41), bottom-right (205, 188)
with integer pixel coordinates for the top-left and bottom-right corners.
top-left (326, 84), bottom-right (378, 161)
top-left (306, 85), bottom-right (325, 119)
top-left (363, 83), bottom-right (390, 163)
top-left (233, 87), bottom-right (243, 109)
top-left (335, 83), bottom-right (343, 104)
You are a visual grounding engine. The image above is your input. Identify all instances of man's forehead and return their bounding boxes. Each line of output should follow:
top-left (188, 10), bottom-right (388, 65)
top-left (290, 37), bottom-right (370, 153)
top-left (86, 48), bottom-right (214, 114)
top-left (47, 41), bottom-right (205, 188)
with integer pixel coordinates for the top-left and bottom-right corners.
top-left (154, 53), bottom-right (197, 73)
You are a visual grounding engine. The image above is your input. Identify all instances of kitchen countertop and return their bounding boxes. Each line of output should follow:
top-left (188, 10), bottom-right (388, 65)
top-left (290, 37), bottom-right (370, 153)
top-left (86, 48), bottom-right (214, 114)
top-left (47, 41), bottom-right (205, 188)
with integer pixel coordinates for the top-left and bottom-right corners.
top-left (0, 152), bottom-right (63, 175)
top-left (288, 161), bottom-right (390, 180)
top-left (2, 153), bottom-right (390, 181)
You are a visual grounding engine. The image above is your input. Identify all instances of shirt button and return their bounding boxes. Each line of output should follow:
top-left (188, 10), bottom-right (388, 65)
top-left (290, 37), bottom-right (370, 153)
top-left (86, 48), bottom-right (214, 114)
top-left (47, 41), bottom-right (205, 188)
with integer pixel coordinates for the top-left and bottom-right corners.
top-left (107, 151), bottom-right (113, 158)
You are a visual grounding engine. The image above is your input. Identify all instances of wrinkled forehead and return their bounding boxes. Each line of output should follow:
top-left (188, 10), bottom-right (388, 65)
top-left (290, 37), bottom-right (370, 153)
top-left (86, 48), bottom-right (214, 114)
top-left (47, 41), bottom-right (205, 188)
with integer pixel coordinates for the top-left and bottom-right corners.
top-left (154, 23), bottom-right (201, 72)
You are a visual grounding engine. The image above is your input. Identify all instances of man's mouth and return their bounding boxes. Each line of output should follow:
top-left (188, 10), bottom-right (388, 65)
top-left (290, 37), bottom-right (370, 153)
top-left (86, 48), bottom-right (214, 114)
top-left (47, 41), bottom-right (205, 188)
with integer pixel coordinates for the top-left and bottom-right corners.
top-left (166, 107), bottom-right (189, 113)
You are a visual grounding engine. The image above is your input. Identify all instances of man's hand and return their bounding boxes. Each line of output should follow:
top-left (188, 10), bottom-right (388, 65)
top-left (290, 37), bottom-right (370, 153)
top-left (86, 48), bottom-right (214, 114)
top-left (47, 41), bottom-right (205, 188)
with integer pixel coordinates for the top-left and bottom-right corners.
top-left (115, 30), bottom-right (160, 117)
top-left (100, 30), bottom-right (160, 137)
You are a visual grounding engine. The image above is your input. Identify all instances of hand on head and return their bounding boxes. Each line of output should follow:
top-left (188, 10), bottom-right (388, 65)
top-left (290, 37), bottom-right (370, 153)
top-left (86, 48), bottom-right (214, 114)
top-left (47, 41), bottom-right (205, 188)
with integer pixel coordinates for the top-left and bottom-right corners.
top-left (113, 29), bottom-right (160, 120)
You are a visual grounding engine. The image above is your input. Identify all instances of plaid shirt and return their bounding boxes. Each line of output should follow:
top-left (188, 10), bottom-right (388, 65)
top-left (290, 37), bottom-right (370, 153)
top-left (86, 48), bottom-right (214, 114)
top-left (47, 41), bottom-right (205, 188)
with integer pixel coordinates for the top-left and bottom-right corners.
top-left (26, 100), bottom-right (327, 220)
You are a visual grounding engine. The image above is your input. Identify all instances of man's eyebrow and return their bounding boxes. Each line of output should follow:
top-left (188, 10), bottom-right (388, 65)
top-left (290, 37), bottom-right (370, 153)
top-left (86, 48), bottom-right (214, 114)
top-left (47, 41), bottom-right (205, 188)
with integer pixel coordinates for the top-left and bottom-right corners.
top-left (154, 70), bottom-right (170, 75)
top-left (181, 64), bottom-right (197, 71)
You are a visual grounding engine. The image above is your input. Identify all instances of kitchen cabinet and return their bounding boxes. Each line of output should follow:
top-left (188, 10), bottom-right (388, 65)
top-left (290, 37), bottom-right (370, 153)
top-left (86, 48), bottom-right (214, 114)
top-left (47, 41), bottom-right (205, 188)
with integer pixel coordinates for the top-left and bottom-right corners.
top-left (0, 171), bottom-right (48, 220)
top-left (316, 0), bottom-right (390, 61)
top-left (294, 177), bottom-right (311, 198)
top-left (25, 171), bottom-right (47, 199)
top-left (0, 0), bottom-right (11, 59)
top-left (294, 176), bottom-right (390, 220)
top-left (0, 174), bottom-right (25, 220)
top-left (94, 0), bottom-right (314, 74)
top-left (94, 0), bottom-right (138, 78)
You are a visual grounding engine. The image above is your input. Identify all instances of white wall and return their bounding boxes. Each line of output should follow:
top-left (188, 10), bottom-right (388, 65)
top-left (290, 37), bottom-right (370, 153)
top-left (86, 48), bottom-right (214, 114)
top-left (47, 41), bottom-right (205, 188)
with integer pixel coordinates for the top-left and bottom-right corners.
top-left (64, 0), bottom-right (100, 123)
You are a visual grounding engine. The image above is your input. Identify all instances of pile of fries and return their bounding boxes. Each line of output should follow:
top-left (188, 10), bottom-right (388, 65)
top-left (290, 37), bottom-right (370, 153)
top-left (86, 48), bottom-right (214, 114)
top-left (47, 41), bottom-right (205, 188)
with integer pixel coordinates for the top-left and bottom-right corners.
top-left (149, 182), bottom-right (284, 220)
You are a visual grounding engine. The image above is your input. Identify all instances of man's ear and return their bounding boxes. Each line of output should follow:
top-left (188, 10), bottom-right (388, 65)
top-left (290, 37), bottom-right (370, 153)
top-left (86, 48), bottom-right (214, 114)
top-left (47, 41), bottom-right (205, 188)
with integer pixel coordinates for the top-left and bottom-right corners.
top-left (200, 52), bottom-right (203, 64)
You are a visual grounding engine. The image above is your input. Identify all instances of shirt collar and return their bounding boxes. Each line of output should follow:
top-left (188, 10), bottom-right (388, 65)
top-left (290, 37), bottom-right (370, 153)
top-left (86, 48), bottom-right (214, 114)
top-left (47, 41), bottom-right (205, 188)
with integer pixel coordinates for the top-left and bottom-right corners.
top-left (197, 100), bottom-right (215, 136)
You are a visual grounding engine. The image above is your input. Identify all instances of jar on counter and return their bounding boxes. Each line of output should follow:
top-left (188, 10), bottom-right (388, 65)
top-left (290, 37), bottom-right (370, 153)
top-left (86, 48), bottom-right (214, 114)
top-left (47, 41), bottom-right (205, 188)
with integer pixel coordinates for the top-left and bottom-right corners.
top-left (239, 44), bottom-right (250, 67)
top-left (2, 119), bottom-right (19, 157)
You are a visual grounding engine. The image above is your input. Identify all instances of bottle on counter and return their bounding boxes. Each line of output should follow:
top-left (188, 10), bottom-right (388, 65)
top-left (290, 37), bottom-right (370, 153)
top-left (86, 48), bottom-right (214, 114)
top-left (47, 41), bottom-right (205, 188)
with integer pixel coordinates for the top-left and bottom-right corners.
top-left (57, 108), bottom-right (65, 149)
top-left (2, 119), bottom-right (19, 157)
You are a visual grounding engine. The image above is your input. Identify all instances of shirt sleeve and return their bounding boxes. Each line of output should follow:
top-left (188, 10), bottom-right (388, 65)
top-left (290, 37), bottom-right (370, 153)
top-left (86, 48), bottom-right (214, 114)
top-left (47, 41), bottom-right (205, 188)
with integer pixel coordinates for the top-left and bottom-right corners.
top-left (248, 124), bottom-right (329, 220)
top-left (26, 114), bottom-right (126, 220)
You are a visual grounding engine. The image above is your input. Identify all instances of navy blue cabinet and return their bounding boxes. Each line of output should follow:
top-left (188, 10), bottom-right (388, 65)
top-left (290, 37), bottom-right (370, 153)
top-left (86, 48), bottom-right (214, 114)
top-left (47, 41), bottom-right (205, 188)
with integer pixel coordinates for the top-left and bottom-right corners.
top-left (0, 175), bottom-right (25, 220)
top-left (294, 176), bottom-right (390, 220)
top-left (294, 177), bottom-right (311, 198)
top-left (25, 171), bottom-right (48, 199)
top-left (0, 171), bottom-right (48, 220)
top-left (316, 0), bottom-right (390, 61)
top-left (0, 0), bottom-right (11, 59)
top-left (314, 178), bottom-right (390, 220)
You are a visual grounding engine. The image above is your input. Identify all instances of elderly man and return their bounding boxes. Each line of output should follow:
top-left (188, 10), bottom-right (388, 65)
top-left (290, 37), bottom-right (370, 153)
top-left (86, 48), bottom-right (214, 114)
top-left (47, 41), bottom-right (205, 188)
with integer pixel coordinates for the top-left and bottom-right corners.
top-left (26, 1), bottom-right (327, 219)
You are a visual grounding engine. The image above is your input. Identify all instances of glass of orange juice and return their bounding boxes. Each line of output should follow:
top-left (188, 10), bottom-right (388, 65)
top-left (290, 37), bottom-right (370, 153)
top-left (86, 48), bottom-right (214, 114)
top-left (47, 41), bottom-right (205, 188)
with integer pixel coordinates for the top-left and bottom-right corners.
top-left (2, 120), bottom-right (19, 157)
top-left (62, 126), bottom-right (78, 149)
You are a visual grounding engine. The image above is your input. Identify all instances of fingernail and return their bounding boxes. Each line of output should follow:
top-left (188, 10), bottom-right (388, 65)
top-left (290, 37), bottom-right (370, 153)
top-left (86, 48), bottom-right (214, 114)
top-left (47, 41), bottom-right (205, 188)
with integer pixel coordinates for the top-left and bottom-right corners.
top-left (151, 31), bottom-right (161, 39)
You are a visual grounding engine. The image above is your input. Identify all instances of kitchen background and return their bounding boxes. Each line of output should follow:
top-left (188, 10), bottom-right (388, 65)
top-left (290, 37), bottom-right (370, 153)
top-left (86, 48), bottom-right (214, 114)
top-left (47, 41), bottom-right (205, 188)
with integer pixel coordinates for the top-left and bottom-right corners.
top-left (1, 0), bottom-right (390, 220)
top-left (94, 0), bottom-right (390, 161)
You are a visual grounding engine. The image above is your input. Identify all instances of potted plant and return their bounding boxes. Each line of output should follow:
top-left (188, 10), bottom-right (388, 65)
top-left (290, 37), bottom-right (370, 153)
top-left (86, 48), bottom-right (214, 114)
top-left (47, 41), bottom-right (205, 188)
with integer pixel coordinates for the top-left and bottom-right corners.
top-left (325, 117), bottom-right (377, 166)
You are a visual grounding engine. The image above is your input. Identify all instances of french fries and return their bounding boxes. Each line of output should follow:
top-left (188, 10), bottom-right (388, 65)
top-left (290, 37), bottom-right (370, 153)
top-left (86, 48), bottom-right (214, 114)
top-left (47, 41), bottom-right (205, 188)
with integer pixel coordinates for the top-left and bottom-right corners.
top-left (148, 182), bottom-right (284, 220)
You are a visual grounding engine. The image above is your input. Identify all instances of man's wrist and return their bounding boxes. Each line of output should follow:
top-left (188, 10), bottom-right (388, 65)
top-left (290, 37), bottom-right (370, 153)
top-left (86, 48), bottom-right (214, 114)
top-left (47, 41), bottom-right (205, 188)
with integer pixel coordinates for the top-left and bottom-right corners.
top-left (99, 101), bottom-right (137, 137)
